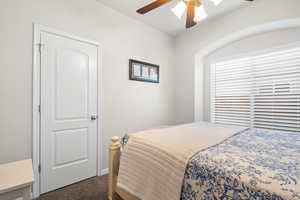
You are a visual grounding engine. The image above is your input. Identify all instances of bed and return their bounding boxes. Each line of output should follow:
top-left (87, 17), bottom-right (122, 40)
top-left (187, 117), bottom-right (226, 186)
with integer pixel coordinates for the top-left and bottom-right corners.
top-left (108, 122), bottom-right (300, 200)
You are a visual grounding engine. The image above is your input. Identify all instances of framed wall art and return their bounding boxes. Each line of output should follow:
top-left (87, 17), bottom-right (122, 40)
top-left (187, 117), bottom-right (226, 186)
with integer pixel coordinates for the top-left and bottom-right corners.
top-left (129, 59), bottom-right (159, 83)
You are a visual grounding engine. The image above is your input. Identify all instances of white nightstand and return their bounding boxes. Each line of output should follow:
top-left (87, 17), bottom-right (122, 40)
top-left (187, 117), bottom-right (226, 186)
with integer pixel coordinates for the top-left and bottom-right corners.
top-left (0, 159), bottom-right (34, 200)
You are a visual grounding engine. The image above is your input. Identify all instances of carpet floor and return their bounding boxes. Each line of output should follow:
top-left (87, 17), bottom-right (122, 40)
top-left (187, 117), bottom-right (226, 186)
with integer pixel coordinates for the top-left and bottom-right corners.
top-left (37, 175), bottom-right (122, 200)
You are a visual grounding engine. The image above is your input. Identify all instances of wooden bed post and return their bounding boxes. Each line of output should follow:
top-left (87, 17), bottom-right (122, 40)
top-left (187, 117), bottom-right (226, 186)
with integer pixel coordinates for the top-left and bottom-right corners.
top-left (108, 136), bottom-right (121, 200)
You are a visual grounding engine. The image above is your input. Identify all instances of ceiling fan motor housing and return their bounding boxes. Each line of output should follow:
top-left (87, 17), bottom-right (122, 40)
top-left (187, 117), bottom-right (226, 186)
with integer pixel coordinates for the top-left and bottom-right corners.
top-left (183, 0), bottom-right (202, 7)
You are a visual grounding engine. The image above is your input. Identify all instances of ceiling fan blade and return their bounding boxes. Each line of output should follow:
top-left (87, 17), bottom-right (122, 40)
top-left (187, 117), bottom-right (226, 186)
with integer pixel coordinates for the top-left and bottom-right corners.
top-left (186, 2), bottom-right (197, 28)
top-left (137, 0), bottom-right (173, 14)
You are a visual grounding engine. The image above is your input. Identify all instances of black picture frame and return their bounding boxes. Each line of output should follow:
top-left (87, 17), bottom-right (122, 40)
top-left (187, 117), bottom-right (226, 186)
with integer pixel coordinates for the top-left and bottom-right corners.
top-left (129, 59), bottom-right (159, 83)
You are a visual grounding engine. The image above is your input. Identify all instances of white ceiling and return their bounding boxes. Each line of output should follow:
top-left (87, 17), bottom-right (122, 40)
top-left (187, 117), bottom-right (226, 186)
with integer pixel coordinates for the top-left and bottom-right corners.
top-left (97, 0), bottom-right (251, 36)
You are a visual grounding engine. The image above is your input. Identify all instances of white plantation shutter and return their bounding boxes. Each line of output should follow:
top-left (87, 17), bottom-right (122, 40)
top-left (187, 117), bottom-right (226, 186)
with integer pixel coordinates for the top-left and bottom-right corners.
top-left (211, 45), bottom-right (300, 132)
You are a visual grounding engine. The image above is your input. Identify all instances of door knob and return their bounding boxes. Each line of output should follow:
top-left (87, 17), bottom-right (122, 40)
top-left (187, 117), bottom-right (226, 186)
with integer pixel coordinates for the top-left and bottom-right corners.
top-left (91, 115), bottom-right (98, 121)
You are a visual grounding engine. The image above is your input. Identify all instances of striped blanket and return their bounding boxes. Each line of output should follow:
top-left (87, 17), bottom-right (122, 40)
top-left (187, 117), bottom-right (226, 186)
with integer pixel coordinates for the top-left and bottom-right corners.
top-left (117, 122), bottom-right (246, 200)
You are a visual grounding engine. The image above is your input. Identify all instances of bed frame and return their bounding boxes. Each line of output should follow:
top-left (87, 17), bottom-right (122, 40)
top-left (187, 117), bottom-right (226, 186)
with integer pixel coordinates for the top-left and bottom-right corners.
top-left (108, 136), bottom-right (140, 200)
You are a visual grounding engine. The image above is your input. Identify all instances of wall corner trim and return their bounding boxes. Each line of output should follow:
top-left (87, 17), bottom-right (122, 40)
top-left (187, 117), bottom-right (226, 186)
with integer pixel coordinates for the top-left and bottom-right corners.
top-left (101, 168), bottom-right (109, 176)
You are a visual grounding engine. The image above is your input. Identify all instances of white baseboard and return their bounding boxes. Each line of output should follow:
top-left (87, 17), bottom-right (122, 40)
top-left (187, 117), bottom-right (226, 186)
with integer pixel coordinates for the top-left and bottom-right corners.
top-left (101, 168), bottom-right (108, 175)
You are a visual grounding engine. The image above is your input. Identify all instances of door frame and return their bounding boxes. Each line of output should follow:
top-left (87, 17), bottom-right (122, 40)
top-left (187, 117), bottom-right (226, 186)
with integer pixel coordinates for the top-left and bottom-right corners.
top-left (32, 24), bottom-right (103, 198)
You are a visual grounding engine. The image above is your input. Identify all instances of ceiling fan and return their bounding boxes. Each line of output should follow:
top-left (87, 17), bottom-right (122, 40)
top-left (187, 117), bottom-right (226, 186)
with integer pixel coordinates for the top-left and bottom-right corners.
top-left (137, 0), bottom-right (254, 28)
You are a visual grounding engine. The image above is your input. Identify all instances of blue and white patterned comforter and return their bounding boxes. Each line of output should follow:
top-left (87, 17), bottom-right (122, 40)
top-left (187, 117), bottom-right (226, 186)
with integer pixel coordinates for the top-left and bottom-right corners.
top-left (181, 128), bottom-right (300, 200)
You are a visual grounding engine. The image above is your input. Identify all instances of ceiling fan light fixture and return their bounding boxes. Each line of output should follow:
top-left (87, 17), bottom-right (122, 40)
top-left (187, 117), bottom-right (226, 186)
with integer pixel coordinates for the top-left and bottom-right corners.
top-left (210, 0), bottom-right (223, 6)
top-left (172, 1), bottom-right (186, 19)
top-left (194, 5), bottom-right (207, 22)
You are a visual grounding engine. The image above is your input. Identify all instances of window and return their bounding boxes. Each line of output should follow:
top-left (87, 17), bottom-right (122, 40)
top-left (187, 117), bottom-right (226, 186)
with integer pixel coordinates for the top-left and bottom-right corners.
top-left (211, 45), bottom-right (300, 132)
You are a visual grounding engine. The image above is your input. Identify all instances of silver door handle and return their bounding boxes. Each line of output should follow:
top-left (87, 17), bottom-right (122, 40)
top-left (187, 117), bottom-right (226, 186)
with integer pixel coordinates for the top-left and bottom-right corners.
top-left (91, 115), bottom-right (98, 121)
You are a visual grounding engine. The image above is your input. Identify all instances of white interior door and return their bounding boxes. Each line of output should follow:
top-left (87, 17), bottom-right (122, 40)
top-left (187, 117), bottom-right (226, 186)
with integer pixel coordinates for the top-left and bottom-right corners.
top-left (40, 32), bottom-right (98, 193)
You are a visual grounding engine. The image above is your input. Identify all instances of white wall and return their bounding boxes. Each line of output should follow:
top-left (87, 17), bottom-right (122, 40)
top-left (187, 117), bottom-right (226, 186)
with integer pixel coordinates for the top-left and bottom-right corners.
top-left (2, 0), bottom-right (300, 172)
top-left (0, 0), bottom-right (175, 171)
top-left (203, 28), bottom-right (300, 121)
top-left (174, 0), bottom-right (300, 124)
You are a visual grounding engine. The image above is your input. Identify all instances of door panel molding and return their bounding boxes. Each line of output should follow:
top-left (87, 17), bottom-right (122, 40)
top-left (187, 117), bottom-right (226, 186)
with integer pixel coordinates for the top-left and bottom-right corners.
top-left (32, 24), bottom-right (102, 198)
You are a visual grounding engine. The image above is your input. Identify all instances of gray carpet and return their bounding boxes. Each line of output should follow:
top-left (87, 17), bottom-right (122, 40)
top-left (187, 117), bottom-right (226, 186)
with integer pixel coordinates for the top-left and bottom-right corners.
top-left (37, 175), bottom-right (122, 200)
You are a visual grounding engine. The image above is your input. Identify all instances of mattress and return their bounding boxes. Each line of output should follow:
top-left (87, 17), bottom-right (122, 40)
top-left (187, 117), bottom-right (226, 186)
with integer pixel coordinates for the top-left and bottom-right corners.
top-left (118, 122), bottom-right (246, 200)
